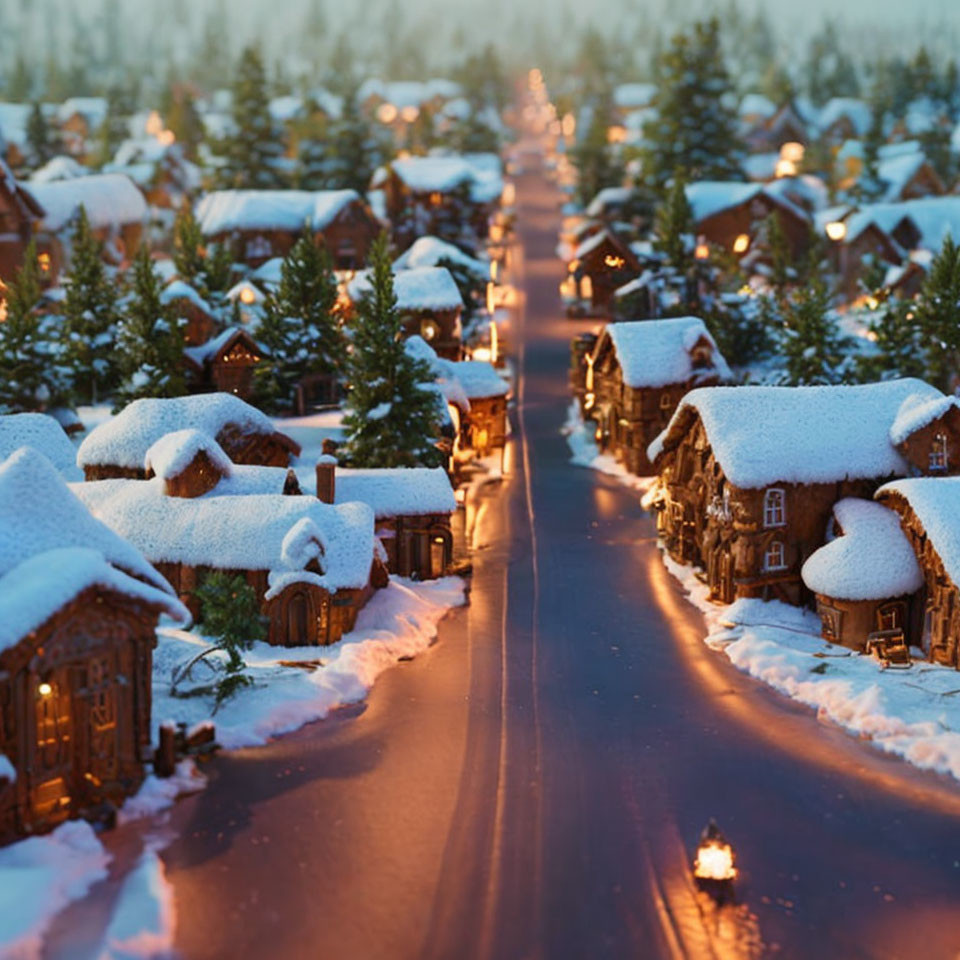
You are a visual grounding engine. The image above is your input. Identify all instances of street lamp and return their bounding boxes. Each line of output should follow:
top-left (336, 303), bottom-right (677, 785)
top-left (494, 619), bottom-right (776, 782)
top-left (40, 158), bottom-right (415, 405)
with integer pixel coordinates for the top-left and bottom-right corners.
top-left (825, 221), bottom-right (848, 242)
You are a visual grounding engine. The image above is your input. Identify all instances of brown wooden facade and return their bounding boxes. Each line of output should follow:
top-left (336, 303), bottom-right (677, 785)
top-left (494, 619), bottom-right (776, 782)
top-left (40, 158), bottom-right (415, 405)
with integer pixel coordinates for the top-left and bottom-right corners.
top-left (460, 394), bottom-right (508, 458)
top-left (812, 592), bottom-right (920, 653)
top-left (0, 164), bottom-right (45, 283)
top-left (569, 232), bottom-right (640, 314)
top-left (895, 405), bottom-right (960, 471)
top-left (0, 588), bottom-right (159, 845)
top-left (184, 329), bottom-right (266, 401)
top-left (402, 306), bottom-right (462, 361)
top-left (376, 514), bottom-right (454, 580)
top-left (697, 193), bottom-right (810, 260)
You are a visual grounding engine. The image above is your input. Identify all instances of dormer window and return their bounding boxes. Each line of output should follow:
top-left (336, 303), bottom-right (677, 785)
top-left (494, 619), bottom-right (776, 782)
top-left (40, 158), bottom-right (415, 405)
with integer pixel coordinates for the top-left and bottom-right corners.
top-left (763, 488), bottom-right (786, 528)
top-left (764, 540), bottom-right (786, 572)
top-left (690, 346), bottom-right (712, 370)
top-left (929, 433), bottom-right (948, 471)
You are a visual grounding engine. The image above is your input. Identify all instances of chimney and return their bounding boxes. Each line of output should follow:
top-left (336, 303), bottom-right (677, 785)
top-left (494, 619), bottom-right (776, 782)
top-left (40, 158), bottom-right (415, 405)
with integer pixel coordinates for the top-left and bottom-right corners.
top-left (316, 455), bottom-right (337, 504)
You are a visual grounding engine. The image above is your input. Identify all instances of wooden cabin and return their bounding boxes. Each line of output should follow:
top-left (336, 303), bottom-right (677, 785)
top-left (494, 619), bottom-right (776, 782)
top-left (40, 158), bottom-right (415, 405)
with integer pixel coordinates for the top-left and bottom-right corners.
top-left (73, 434), bottom-right (383, 647)
top-left (585, 317), bottom-right (732, 476)
top-left (801, 498), bottom-right (923, 651)
top-left (891, 395), bottom-right (960, 472)
top-left (160, 281), bottom-right (219, 347)
top-left (746, 102), bottom-right (810, 153)
top-left (877, 153), bottom-right (945, 204)
top-left (816, 98), bottom-right (871, 147)
top-left (321, 458), bottom-right (457, 580)
top-left (0, 447), bottom-right (186, 845)
top-left (78, 393), bottom-right (300, 481)
top-left (566, 229), bottom-right (641, 315)
top-left (184, 328), bottom-right (266, 401)
top-left (0, 158), bottom-right (46, 283)
top-left (448, 360), bottom-right (510, 459)
top-left (649, 379), bottom-right (946, 606)
top-left (829, 216), bottom-right (904, 303)
top-left (195, 189), bottom-right (380, 269)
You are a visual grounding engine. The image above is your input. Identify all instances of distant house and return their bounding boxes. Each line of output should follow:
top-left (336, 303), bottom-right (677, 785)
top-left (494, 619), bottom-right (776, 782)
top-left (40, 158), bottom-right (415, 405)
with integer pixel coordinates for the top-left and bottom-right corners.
top-left (105, 139), bottom-right (202, 211)
top-left (446, 360), bottom-right (511, 458)
top-left (0, 157), bottom-right (45, 282)
top-left (348, 265), bottom-right (465, 360)
top-left (77, 393), bottom-right (300, 480)
top-left (74, 431), bottom-right (383, 646)
top-left (318, 458), bottom-right (457, 579)
top-left (195, 189), bottom-right (380, 269)
top-left (183, 327), bottom-right (266, 400)
top-left (565, 229), bottom-right (641, 315)
top-left (817, 97), bottom-right (871, 146)
top-left (649, 379), bottom-right (945, 605)
top-left (160, 280), bottom-right (219, 347)
top-left (746, 102), bottom-right (809, 153)
top-left (579, 317), bottom-right (731, 476)
top-left (801, 498), bottom-right (923, 652)
top-left (0, 447), bottom-right (187, 845)
top-left (56, 97), bottom-right (108, 157)
top-left (818, 208), bottom-right (905, 302)
top-left (876, 152), bottom-right (945, 204)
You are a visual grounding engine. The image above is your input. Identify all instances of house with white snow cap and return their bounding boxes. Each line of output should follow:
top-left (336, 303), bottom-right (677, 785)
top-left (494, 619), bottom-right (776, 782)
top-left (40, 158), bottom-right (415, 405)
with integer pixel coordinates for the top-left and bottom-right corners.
top-left (73, 430), bottom-right (384, 647)
top-left (649, 379), bottom-right (948, 605)
top-left (581, 317), bottom-right (732, 476)
top-left (0, 447), bottom-right (188, 845)
top-left (78, 393), bottom-right (300, 481)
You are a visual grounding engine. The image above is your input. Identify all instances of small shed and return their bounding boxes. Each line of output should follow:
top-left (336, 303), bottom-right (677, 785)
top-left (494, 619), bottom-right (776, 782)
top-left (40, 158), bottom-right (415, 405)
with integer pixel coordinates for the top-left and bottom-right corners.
top-left (183, 327), bottom-right (266, 400)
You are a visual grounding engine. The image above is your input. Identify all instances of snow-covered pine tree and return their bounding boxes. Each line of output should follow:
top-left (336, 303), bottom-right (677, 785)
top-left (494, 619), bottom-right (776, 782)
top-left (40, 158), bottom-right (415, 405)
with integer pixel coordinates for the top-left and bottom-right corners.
top-left (320, 86), bottom-right (385, 193)
top-left (172, 202), bottom-right (206, 287)
top-left (61, 206), bottom-right (120, 405)
top-left (779, 279), bottom-right (852, 385)
top-left (25, 103), bottom-right (55, 171)
top-left (343, 235), bottom-right (444, 468)
top-left (915, 234), bottom-right (960, 392)
top-left (113, 244), bottom-right (186, 409)
top-left (215, 45), bottom-right (286, 189)
top-left (572, 96), bottom-right (622, 207)
top-left (653, 175), bottom-right (694, 273)
top-left (857, 298), bottom-right (926, 381)
top-left (254, 231), bottom-right (344, 413)
top-left (642, 18), bottom-right (745, 188)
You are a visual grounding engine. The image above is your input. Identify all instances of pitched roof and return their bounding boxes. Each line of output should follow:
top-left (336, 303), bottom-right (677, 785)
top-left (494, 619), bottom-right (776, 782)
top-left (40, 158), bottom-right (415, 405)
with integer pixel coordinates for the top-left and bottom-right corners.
top-left (27, 173), bottom-right (147, 231)
top-left (0, 413), bottom-right (78, 477)
top-left (393, 235), bottom-right (489, 279)
top-left (889, 393), bottom-right (960, 446)
top-left (334, 466), bottom-right (456, 518)
top-left (195, 189), bottom-right (363, 235)
top-left (144, 429), bottom-right (234, 481)
top-left (348, 266), bottom-right (464, 311)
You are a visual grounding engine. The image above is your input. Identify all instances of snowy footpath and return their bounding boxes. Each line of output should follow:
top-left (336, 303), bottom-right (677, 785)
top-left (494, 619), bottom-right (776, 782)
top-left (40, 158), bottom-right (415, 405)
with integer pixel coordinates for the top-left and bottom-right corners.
top-left (564, 406), bottom-right (960, 787)
top-left (0, 576), bottom-right (464, 959)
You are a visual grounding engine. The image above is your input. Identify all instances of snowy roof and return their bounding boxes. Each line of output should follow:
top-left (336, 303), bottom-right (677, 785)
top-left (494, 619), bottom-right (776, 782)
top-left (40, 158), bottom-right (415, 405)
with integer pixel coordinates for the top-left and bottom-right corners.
top-left (383, 156), bottom-right (475, 193)
top-left (878, 152), bottom-right (934, 202)
top-left (0, 102), bottom-right (31, 146)
top-left (801, 498), bottom-right (922, 601)
top-left (650, 379), bottom-right (943, 489)
top-left (742, 153), bottom-right (779, 181)
top-left (586, 186), bottom-right (633, 218)
top-left (196, 189), bottom-right (362, 235)
top-left (28, 155), bottom-right (89, 184)
top-left (889, 393), bottom-right (960, 446)
top-left (817, 98), bottom-right (871, 137)
top-left (877, 477), bottom-right (960, 586)
top-left (28, 174), bottom-right (148, 232)
top-left (348, 266), bottom-right (463, 311)
top-left (144, 429), bottom-right (234, 481)
top-left (601, 317), bottom-right (732, 390)
top-left (78, 394), bottom-right (292, 470)
top-left (685, 182), bottom-right (764, 222)
top-left (739, 94), bottom-right (776, 119)
top-left (72, 479), bottom-right (376, 592)
top-left (613, 83), bottom-right (656, 110)
top-left (250, 257), bottom-right (285, 286)
top-left (57, 97), bottom-right (107, 127)
top-left (0, 413), bottom-right (78, 477)
top-left (334, 466), bottom-right (456, 518)
top-left (183, 327), bottom-right (261, 367)
top-left (404, 337), bottom-right (470, 412)
top-left (853, 197), bottom-right (960, 252)
top-left (160, 280), bottom-right (212, 315)
top-left (268, 95), bottom-right (305, 123)
top-left (572, 228), bottom-right (625, 261)
top-left (445, 360), bottom-right (509, 399)
top-left (393, 236), bottom-right (489, 279)
top-left (310, 88), bottom-right (343, 119)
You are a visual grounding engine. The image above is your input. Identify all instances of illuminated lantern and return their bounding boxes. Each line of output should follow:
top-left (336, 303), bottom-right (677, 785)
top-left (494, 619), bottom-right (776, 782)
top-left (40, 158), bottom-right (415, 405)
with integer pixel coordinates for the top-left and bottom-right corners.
top-left (693, 820), bottom-right (737, 904)
top-left (240, 286), bottom-right (257, 305)
top-left (400, 105), bottom-right (419, 123)
top-left (486, 281), bottom-right (495, 315)
top-left (604, 254), bottom-right (625, 269)
top-left (377, 103), bottom-right (398, 124)
top-left (421, 319), bottom-right (439, 341)
top-left (732, 233), bottom-right (750, 255)
top-left (37, 252), bottom-right (51, 274)
top-left (825, 220), bottom-right (848, 242)
top-left (694, 243), bottom-right (710, 260)
top-left (38, 682), bottom-right (52, 697)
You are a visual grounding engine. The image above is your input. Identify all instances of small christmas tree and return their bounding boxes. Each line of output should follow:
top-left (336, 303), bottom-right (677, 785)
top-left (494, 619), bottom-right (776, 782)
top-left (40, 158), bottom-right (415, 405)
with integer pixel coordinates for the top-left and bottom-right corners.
top-left (779, 280), bottom-right (853, 385)
top-left (61, 206), bottom-right (120, 405)
top-left (572, 96), bottom-right (622, 207)
top-left (25, 103), bottom-right (56, 171)
top-left (343, 234), bottom-right (444, 468)
top-left (114, 244), bottom-right (186, 409)
top-left (254, 231), bottom-right (344, 413)
top-left (653, 175), bottom-right (694, 273)
top-left (857, 298), bottom-right (926, 381)
top-left (915, 234), bottom-right (960, 392)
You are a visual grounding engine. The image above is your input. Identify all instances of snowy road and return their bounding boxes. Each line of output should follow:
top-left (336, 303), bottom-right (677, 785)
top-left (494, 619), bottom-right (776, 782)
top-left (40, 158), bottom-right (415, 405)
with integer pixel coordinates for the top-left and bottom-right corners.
top-left (55, 150), bottom-right (960, 960)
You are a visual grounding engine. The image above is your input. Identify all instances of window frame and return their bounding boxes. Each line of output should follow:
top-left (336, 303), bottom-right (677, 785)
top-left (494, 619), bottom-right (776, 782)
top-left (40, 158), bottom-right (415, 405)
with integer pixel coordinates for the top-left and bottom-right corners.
top-left (763, 539), bottom-right (787, 573)
top-left (763, 488), bottom-right (786, 529)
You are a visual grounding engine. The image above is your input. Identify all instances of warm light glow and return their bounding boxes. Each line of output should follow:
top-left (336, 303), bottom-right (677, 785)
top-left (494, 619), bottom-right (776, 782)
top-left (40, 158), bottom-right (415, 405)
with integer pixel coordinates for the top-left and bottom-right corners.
top-left (502, 182), bottom-right (516, 206)
top-left (594, 426), bottom-right (602, 442)
top-left (584, 391), bottom-right (595, 411)
top-left (486, 281), bottom-right (496, 315)
top-left (732, 233), bottom-right (750, 254)
top-left (471, 346), bottom-right (492, 362)
top-left (422, 319), bottom-right (439, 341)
top-left (528, 68), bottom-right (543, 89)
top-left (580, 275), bottom-right (593, 301)
top-left (490, 259), bottom-right (499, 283)
top-left (568, 259), bottom-right (580, 274)
top-left (240, 286), bottom-right (257, 305)
top-left (606, 125), bottom-right (627, 144)
top-left (489, 223), bottom-right (504, 243)
top-left (37, 252), bottom-right (51, 273)
top-left (780, 141), bottom-right (805, 164)
top-left (604, 254), bottom-right (625, 269)
top-left (738, 283), bottom-right (753, 296)
top-left (400, 105), bottom-right (419, 123)
top-left (377, 103), bottom-right (398, 124)
top-left (146, 110), bottom-right (163, 137)
top-left (774, 158), bottom-right (797, 178)
top-left (38, 682), bottom-right (52, 697)
top-left (561, 113), bottom-right (576, 138)
top-left (693, 840), bottom-right (737, 881)
top-left (489, 316), bottom-right (499, 364)
top-left (585, 352), bottom-right (594, 392)
top-left (825, 220), bottom-right (848, 242)
top-left (694, 243), bottom-right (710, 260)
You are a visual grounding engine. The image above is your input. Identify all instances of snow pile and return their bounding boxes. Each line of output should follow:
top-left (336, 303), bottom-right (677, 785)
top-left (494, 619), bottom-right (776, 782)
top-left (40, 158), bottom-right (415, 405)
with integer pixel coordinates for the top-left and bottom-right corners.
top-left (117, 760), bottom-right (206, 826)
top-left (209, 463), bottom-right (295, 496)
top-left (665, 554), bottom-right (960, 784)
top-left (889, 392), bottom-right (960, 446)
top-left (144, 429), bottom-right (234, 481)
top-left (348, 266), bottom-right (464, 311)
top-left (0, 820), bottom-right (110, 958)
top-left (28, 173), bottom-right (147, 231)
top-left (0, 412), bottom-right (78, 478)
top-left (153, 576), bottom-right (465, 749)
top-left (196, 188), bottom-right (361, 235)
top-left (649, 379), bottom-right (944, 488)
top-left (603, 317), bottom-right (732, 390)
top-left (78, 394), bottom-right (291, 471)
top-left (335, 466), bottom-right (457, 518)
top-left (801, 498), bottom-right (923, 600)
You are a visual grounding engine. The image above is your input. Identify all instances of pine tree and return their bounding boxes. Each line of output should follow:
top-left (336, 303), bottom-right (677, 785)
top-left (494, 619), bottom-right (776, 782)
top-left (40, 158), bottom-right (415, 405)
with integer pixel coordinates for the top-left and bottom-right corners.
top-left (343, 235), bottom-right (444, 468)
top-left (572, 96), bottom-right (622, 207)
top-left (318, 86), bottom-right (385, 193)
top-left (215, 45), bottom-right (286, 189)
top-left (172, 203), bottom-right (232, 307)
top-left (857, 298), bottom-right (925, 382)
top-left (915, 235), bottom-right (960, 392)
top-left (653, 176), bottom-right (694, 273)
top-left (642, 18), bottom-right (745, 188)
top-left (0, 241), bottom-right (58, 413)
top-left (97, 84), bottom-right (132, 166)
top-left (114, 244), bottom-right (186, 408)
top-left (254, 232), bottom-right (344, 413)
top-left (25, 103), bottom-right (55, 171)
top-left (805, 21), bottom-right (860, 106)
top-left (61, 206), bottom-right (120, 405)
top-left (856, 100), bottom-right (886, 202)
top-left (779, 280), bottom-right (852, 385)
top-left (165, 86), bottom-right (203, 160)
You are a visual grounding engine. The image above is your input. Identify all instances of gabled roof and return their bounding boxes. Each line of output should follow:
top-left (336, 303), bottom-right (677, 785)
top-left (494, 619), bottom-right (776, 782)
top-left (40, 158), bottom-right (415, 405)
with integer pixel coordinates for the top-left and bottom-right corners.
top-left (0, 157), bottom-right (45, 221)
top-left (195, 189), bottom-right (364, 235)
top-left (183, 327), bottom-right (265, 367)
top-left (0, 413), bottom-right (77, 477)
top-left (334, 466), bottom-right (456, 518)
top-left (27, 173), bottom-right (147, 232)
top-left (348, 266), bottom-right (464, 311)
top-left (817, 98), bottom-right (871, 137)
top-left (144, 429), bottom-right (234, 481)
top-left (379, 156), bottom-right (475, 193)
top-left (650, 379), bottom-right (943, 489)
top-left (889, 393), bottom-right (960, 446)
top-left (394, 236), bottom-right (489, 279)
top-left (598, 317), bottom-right (731, 390)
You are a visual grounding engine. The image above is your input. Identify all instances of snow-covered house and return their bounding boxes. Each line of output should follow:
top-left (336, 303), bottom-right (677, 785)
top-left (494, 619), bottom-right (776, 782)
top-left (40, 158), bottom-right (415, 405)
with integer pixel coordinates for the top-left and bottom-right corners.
top-left (182, 327), bottom-right (266, 401)
top-left (393, 235), bottom-right (490, 282)
top-left (564, 229), bottom-right (641, 315)
top-left (0, 413), bottom-right (79, 478)
top-left (875, 151), bottom-right (945, 204)
top-left (195, 189), bottom-right (381, 268)
top-left (77, 394), bottom-right (300, 481)
top-left (445, 360), bottom-right (510, 458)
top-left (104, 139), bottom-right (201, 212)
top-left (0, 157), bottom-right (45, 282)
top-left (316, 458), bottom-right (456, 579)
top-left (817, 98), bottom-right (871, 146)
top-left (0, 447), bottom-right (187, 845)
top-left (876, 477), bottom-right (960, 667)
top-left (160, 280), bottom-right (219, 347)
top-left (56, 97), bottom-right (108, 157)
top-left (745, 101), bottom-right (810, 153)
top-left (649, 379), bottom-right (945, 605)
top-left (73, 434), bottom-right (382, 647)
top-left (579, 318), bottom-right (731, 476)
top-left (348, 265), bottom-right (465, 360)
top-left (801, 498), bottom-right (923, 651)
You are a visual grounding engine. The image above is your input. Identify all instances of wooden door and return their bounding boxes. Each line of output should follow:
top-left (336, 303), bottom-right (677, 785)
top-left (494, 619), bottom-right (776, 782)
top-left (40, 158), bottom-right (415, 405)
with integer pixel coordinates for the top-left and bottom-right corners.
top-left (31, 669), bottom-right (74, 824)
top-left (83, 654), bottom-right (119, 787)
top-left (877, 603), bottom-right (905, 633)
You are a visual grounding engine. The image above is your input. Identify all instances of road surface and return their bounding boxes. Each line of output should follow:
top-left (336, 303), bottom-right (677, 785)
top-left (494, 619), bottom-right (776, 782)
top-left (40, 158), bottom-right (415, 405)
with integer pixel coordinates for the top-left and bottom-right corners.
top-left (49, 148), bottom-right (960, 960)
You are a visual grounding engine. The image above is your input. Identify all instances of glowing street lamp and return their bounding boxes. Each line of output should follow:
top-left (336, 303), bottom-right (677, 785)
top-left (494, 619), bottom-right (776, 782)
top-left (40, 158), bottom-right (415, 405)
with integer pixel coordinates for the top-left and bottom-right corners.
top-left (693, 820), bottom-right (737, 904)
top-left (732, 233), bottom-right (751, 255)
top-left (694, 243), bottom-right (710, 261)
top-left (825, 220), bottom-right (848, 242)
top-left (376, 103), bottom-right (398, 125)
